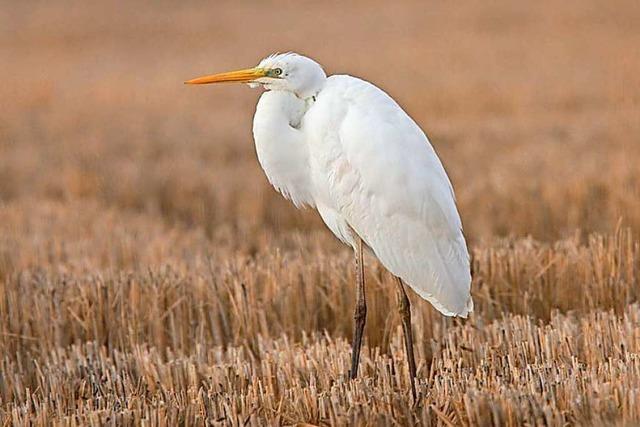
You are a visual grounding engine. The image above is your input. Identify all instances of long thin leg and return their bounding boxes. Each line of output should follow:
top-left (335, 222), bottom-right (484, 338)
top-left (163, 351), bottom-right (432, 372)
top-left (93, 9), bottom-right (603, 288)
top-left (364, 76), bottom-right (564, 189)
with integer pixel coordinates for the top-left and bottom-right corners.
top-left (349, 236), bottom-right (367, 379)
top-left (395, 277), bottom-right (417, 400)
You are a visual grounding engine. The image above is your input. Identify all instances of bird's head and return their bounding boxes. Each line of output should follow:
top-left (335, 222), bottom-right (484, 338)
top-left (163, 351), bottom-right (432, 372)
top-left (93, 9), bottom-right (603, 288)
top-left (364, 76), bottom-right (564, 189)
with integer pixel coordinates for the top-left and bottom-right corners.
top-left (186, 52), bottom-right (326, 100)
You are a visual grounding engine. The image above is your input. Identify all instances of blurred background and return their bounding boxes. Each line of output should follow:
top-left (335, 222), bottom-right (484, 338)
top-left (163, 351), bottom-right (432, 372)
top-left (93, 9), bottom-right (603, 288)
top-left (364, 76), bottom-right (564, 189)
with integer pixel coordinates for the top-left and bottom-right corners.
top-left (2, 0), bottom-right (638, 246)
top-left (1, 2), bottom-right (640, 424)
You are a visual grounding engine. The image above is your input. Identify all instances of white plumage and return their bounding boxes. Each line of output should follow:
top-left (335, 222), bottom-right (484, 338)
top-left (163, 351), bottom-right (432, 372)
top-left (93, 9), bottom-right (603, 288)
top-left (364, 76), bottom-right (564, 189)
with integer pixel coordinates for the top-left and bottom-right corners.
top-left (188, 52), bottom-right (473, 317)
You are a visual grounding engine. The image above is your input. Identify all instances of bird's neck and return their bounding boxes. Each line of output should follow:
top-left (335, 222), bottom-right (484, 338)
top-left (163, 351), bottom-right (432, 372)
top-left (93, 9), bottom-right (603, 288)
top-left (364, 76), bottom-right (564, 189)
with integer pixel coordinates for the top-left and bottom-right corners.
top-left (252, 90), bottom-right (315, 208)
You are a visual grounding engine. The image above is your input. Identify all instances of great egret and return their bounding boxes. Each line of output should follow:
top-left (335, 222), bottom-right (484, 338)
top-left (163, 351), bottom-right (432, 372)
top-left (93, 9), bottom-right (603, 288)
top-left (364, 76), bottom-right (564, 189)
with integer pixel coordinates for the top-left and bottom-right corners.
top-left (186, 53), bottom-right (473, 398)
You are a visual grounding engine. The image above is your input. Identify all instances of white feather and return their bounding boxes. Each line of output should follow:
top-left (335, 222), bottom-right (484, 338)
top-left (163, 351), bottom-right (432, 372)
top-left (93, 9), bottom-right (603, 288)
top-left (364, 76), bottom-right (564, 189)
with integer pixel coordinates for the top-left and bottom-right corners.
top-left (252, 53), bottom-right (473, 317)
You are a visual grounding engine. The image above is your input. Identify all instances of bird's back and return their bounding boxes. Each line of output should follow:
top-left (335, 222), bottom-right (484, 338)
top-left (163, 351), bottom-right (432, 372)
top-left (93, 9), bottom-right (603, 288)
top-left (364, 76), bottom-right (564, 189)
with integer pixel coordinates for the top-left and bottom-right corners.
top-left (303, 75), bottom-right (473, 317)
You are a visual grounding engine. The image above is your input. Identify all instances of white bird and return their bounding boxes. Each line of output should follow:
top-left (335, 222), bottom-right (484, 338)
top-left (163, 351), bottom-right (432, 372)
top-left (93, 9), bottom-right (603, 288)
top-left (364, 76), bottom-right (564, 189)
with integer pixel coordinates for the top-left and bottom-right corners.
top-left (186, 52), bottom-right (473, 398)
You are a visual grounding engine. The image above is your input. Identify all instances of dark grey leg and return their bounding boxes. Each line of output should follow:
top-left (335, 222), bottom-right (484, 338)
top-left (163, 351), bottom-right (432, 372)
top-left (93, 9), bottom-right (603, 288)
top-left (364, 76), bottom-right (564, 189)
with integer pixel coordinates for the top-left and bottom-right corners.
top-left (395, 277), bottom-right (417, 400)
top-left (349, 236), bottom-right (367, 379)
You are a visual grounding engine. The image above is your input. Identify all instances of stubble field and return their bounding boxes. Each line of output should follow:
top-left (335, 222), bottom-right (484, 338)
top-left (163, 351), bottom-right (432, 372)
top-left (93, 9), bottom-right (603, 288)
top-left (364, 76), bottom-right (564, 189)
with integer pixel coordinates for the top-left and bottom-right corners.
top-left (1, 1), bottom-right (639, 425)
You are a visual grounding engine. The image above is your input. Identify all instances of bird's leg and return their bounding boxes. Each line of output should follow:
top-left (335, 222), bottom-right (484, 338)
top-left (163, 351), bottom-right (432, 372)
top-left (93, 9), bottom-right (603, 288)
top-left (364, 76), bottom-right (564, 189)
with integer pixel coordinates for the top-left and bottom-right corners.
top-left (349, 236), bottom-right (367, 379)
top-left (395, 276), bottom-right (417, 400)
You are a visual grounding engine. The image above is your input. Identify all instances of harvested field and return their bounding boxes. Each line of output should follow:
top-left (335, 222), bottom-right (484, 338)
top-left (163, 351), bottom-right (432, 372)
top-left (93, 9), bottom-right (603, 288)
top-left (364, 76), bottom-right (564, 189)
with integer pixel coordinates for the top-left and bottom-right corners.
top-left (1, 1), bottom-right (639, 425)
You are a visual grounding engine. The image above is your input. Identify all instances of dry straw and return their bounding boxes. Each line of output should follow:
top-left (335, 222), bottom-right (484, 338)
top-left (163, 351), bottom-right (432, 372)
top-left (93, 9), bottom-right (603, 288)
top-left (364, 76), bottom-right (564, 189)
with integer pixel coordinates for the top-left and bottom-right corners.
top-left (1, 1), bottom-right (639, 424)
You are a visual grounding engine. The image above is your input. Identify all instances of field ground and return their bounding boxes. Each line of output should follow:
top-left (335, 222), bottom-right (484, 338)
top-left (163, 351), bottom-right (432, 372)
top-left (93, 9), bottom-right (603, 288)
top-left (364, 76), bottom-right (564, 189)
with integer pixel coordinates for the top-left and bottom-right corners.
top-left (1, 1), bottom-right (640, 425)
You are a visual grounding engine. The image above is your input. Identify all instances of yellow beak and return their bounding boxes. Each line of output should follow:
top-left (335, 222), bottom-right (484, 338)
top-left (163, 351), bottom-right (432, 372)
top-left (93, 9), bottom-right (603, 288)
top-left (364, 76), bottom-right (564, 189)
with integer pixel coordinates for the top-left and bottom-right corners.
top-left (184, 67), bottom-right (267, 85)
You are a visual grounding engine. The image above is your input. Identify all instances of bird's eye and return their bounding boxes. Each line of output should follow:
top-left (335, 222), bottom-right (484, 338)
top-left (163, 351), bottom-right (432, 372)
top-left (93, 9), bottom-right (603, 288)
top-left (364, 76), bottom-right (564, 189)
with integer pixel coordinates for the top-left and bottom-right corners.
top-left (272, 68), bottom-right (283, 77)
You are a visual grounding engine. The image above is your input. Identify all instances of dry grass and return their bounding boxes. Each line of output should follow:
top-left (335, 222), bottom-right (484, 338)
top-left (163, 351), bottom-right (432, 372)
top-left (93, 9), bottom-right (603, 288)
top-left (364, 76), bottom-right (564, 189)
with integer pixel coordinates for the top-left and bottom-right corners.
top-left (1, 1), bottom-right (640, 425)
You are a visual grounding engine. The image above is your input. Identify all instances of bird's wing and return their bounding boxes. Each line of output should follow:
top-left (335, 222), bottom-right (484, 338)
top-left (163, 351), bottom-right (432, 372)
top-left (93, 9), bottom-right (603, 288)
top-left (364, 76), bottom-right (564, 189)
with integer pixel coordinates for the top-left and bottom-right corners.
top-left (317, 76), bottom-right (472, 317)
